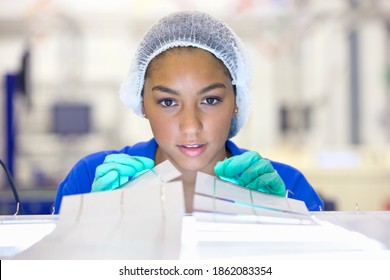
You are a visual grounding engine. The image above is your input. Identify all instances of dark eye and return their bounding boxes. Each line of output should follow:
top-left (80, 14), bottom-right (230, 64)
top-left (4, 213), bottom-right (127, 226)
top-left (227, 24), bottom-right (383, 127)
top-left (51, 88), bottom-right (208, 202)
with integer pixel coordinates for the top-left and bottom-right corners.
top-left (202, 97), bottom-right (220, 105)
top-left (160, 99), bottom-right (176, 107)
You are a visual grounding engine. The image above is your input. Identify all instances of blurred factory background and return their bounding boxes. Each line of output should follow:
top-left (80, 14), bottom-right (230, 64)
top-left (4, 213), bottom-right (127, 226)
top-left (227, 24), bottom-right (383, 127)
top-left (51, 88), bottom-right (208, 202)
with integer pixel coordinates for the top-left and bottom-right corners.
top-left (1, 0), bottom-right (390, 214)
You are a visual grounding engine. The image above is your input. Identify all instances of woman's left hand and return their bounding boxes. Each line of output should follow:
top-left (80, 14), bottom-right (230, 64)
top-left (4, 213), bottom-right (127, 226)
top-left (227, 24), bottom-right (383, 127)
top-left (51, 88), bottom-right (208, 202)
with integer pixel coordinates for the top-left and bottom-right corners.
top-left (214, 151), bottom-right (286, 196)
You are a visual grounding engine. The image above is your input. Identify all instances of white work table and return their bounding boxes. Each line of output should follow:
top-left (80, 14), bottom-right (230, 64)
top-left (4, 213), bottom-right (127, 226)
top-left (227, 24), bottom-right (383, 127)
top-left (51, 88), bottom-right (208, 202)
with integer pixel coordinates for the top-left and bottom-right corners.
top-left (0, 211), bottom-right (389, 260)
top-left (311, 211), bottom-right (390, 249)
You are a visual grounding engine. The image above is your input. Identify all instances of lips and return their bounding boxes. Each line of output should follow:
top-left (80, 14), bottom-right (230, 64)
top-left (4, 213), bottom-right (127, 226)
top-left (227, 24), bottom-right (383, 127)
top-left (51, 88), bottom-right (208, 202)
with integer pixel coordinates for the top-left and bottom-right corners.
top-left (178, 143), bottom-right (207, 157)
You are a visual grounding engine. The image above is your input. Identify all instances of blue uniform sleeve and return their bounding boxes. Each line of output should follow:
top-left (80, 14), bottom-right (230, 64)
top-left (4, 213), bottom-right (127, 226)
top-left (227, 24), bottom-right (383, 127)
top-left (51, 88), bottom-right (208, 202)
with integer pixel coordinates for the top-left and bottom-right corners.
top-left (226, 140), bottom-right (324, 211)
top-left (53, 139), bottom-right (157, 214)
top-left (271, 161), bottom-right (324, 211)
top-left (288, 172), bottom-right (324, 211)
top-left (53, 156), bottom-right (97, 214)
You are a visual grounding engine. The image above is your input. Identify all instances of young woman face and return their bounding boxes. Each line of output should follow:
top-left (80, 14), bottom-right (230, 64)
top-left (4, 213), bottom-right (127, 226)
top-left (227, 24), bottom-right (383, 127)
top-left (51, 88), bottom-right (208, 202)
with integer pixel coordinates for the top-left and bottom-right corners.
top-left (142, 48), bottom-right (236, 175)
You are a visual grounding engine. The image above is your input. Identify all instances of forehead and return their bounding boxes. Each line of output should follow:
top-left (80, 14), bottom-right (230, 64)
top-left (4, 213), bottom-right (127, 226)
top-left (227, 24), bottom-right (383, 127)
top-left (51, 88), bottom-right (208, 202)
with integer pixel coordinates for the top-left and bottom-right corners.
top-left (146, 47), bottom-right (232, 79)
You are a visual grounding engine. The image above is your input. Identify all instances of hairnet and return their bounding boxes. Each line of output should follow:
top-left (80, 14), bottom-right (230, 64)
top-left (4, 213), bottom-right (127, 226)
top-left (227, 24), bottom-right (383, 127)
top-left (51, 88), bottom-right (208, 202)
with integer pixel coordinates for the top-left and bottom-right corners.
top-left (119, 11), bottom-right (252, 138)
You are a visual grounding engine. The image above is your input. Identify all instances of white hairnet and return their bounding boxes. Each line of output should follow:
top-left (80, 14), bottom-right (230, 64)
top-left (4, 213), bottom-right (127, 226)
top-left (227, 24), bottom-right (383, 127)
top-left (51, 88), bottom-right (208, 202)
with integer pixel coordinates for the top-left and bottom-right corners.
top-left (119, 11), bottom-right (252, 138)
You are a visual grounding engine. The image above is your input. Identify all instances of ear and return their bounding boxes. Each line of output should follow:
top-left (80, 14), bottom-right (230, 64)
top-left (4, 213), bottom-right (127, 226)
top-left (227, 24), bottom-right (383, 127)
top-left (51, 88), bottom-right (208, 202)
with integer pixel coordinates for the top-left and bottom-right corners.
top-left (141, 102), bottom-right (147, 119)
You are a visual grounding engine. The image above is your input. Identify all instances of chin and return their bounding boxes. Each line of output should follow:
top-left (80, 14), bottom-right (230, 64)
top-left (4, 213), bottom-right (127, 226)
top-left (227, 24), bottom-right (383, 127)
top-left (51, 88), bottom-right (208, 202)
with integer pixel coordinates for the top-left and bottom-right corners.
top-left (175, 158), bottom-right (211, 173)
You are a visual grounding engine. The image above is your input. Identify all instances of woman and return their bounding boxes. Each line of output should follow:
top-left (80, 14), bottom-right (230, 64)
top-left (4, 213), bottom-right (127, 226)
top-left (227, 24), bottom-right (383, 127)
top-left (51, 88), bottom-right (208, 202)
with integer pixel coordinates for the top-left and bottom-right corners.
top-left (53, 11), bottom-right (323, 214)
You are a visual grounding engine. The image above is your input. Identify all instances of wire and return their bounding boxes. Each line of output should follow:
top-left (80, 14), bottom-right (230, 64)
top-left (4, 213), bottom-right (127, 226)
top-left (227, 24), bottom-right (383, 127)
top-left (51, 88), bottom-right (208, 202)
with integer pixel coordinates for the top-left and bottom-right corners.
top-left (0, 159), bottom-right (24, 215)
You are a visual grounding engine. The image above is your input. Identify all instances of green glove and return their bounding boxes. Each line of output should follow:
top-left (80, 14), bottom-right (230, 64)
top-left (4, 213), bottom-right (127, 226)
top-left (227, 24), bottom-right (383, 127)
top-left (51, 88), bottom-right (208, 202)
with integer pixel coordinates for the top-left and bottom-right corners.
top-left (92, 154), bottom-right (155, 192)
top-left (214, 151), bottom-right (286, 196)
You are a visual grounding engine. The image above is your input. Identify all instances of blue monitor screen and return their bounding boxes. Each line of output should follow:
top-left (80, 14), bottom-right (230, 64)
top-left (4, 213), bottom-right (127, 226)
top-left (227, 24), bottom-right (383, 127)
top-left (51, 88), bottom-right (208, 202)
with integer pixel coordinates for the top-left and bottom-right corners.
top-left (52, 104), bottom-right (91, 135)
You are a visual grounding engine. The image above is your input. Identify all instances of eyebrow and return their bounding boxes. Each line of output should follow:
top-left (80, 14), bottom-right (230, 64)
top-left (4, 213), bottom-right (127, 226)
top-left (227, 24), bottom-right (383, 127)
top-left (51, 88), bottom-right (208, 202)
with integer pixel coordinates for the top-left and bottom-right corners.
top-left (199, 83), bottom-right (226, 94)
top-left (152, 85), bottom-right (179, 95)
top-left (152, 83), bottom-right (227, 96)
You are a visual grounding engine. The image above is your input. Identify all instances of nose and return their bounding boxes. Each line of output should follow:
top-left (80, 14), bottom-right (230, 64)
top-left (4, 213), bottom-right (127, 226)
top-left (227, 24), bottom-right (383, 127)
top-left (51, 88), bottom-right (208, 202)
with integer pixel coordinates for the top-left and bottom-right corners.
top-left (179, 106), bottom-right (202, 136)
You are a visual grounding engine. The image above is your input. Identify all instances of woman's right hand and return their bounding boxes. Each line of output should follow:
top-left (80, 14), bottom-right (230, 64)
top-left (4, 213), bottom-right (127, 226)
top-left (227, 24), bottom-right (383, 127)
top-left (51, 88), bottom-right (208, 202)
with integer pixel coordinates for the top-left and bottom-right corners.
top-left (91, 154), bottom-right (155, 192)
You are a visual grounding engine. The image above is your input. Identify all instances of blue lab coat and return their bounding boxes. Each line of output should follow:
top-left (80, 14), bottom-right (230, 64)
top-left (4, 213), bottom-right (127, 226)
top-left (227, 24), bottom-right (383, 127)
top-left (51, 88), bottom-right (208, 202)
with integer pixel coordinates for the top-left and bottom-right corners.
top-left (53, 138), bottom-right (324, 214)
